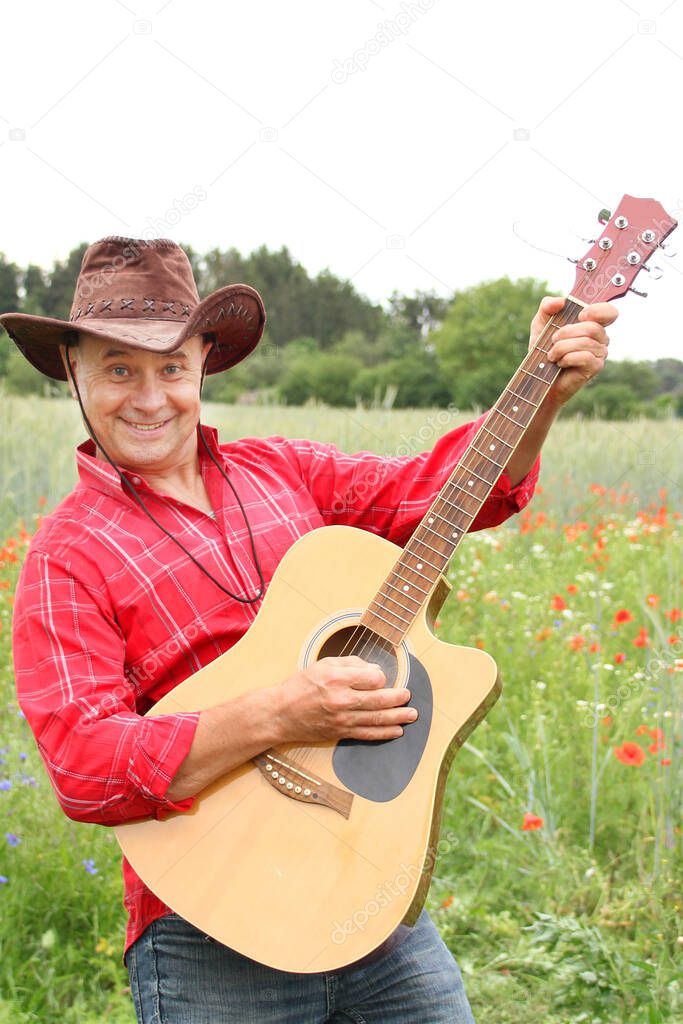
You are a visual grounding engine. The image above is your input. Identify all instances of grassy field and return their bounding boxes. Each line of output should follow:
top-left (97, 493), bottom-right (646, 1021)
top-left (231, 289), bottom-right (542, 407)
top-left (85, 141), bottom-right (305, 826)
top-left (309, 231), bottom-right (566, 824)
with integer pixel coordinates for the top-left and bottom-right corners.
top-left (0, 397), bottom-right (681, 1022)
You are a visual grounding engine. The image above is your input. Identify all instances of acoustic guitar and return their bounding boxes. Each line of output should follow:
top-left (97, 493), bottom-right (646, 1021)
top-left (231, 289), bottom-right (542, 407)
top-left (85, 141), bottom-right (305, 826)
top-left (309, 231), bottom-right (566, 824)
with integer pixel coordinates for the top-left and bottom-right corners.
top-left (115, 195), bottom-right (676, 972)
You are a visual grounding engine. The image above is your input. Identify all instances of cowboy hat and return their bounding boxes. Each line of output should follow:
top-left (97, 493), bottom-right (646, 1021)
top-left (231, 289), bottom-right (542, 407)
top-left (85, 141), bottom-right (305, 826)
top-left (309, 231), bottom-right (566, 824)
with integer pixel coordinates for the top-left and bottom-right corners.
top-left (0, 235), bottom-right (266, 380)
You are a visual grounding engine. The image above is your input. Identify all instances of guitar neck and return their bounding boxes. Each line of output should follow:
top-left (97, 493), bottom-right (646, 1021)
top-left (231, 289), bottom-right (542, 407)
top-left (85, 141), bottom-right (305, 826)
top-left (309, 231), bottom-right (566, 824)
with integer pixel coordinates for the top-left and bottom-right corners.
top-left (361, 296), bottom-right (586, 645)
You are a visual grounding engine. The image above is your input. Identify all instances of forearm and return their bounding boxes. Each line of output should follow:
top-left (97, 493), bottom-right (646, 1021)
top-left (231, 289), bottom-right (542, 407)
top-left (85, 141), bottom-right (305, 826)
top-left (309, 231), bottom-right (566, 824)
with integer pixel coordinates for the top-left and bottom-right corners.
top-left (503, 392), bottom-right (561, 486)
top-left (166, 687), bottom-right (283, 802)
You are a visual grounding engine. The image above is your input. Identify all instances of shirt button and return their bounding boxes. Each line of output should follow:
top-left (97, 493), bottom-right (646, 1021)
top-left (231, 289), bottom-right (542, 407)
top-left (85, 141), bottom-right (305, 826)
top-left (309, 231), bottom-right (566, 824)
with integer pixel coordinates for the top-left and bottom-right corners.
top-left (130, 476), bottom-right (142, 485)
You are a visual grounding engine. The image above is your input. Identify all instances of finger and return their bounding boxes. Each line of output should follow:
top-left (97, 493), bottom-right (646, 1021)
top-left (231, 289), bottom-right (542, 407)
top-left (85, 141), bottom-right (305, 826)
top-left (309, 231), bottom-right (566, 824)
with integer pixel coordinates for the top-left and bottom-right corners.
top-left (578, 302), bottom-right (619, 327)
top-left (347, 705), bottom-right (418, 727)
top-left (548, 337), bottom-right (609, 363)
top-left (348, 688), bottom-right (413, 711)
top-left (551, 321), bottom-right (609, 345)
top-left (552, 350), bottom-right (605, 375)
top-left (346, 725), bottom-right (405, 741)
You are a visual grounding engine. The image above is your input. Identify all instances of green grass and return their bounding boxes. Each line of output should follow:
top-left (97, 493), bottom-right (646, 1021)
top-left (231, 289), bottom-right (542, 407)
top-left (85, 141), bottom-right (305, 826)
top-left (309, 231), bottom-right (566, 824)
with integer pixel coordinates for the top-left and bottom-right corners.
top-left (0, 398), bottom-right (681, 1021)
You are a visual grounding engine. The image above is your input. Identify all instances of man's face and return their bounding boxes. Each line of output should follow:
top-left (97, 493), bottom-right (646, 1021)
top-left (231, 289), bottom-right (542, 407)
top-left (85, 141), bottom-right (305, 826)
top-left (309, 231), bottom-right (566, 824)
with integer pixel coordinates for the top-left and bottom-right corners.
top-left (59, 334), bottom-right (212, 473)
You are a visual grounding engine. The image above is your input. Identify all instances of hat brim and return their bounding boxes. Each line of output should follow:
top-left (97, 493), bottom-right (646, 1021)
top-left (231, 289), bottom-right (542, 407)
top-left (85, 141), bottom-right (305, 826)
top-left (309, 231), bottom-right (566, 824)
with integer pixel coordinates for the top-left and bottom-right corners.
top-left (0, 283), bottom-right (266, 381)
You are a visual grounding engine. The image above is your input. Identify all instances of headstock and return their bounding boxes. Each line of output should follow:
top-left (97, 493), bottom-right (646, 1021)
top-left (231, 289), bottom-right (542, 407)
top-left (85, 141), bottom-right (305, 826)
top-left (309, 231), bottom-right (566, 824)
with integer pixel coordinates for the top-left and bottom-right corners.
top-left (571, 194), bottom-right (677, 304)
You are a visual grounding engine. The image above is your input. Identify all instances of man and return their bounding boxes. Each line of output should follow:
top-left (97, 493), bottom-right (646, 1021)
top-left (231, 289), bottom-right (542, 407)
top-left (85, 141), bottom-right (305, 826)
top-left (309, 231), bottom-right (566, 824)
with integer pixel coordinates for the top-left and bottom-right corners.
top-left (3, 236), bottom-right (615, 1023)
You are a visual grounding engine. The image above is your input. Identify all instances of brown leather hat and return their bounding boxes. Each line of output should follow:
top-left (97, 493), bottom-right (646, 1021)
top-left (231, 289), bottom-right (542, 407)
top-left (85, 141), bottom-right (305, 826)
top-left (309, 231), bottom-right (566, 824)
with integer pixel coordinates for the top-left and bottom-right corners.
top-left (0, 236), bottom-right (266, 380)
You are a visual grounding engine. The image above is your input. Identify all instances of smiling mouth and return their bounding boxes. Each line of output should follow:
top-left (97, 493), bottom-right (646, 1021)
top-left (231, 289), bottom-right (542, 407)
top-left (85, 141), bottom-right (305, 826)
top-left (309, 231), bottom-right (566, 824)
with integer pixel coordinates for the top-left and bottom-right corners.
top-left (122, 418), bottom-right (171, 432)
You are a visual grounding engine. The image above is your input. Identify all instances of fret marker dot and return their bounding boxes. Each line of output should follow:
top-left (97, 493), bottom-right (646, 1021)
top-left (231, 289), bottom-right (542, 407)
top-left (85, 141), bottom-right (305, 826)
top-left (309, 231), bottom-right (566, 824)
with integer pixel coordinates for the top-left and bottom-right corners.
top-left (417, 562), bottom-right (423, 569)
top-left (512, 405), bottom-right (519, 412)
top-left (403, 585), bottom-right (410, 592)
top-left (468, 480), bottom-right (474, 486)
top-left (539, 362), bottom-right (545, 369)
top-left (428, 516), bottom-right (434, 524)
top-left (452, 531), bottom-right (458, 538)
top-left (489, 444), bottom-right (495, 450)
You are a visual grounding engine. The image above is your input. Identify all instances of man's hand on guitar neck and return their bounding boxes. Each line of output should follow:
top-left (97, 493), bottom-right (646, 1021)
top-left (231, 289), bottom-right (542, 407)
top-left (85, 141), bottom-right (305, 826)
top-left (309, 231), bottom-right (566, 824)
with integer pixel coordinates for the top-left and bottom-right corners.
top-left (503, 296), bottom-right (618, 488)
top-left (166, 657), bottom-right (415, 803)
top-left (530, 296), bottom-right (618, 408)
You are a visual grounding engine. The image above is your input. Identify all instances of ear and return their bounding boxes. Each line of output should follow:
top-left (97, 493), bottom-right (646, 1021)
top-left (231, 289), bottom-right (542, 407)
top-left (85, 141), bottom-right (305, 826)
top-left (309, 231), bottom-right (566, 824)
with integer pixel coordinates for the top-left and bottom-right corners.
top-left (201, 337), bottom-right (214, 366)
top-left (59, 343), bottom-right (78, 399)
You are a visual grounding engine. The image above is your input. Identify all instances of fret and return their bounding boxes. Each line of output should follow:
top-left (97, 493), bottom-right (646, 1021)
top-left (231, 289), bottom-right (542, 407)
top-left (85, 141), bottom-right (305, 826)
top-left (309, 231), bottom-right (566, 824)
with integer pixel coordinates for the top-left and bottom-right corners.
top-left (410, 534), bottom-right (452, 560)
top-left (438, 492), bottom-right (474, 518)
top-left (446, 483), bottom-right (483, 509)
top-left (495, 408), bottom-right (526, 429)
top-left (424, 508), bottom-right (464, 537)
top-left (394, 564), bottom-right (433, 585)
top-left (457, 464), bottom-right (494, 486)
top-left (521, 366), bottom-right (555, 384)
top-left (400, 551), bottom-right (443, 573)
top-left (505, 387), bottom-right (539, 409)
top-left (470, 443), bottom-right (505, 468)
top-left (378, 591), bottom-right (418, 619)
top-left (384, 580), bottom-right (425, 606)
top-left (367, 602), bottom-right (412, 627)
top-left (480, 424), bottom-right (513, 448)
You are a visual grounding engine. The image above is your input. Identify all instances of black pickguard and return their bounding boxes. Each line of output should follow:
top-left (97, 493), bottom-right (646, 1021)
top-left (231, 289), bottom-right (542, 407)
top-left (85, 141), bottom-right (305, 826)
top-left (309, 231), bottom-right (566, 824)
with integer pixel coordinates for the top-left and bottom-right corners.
top-left (332, 654), bottom-right (432, 802)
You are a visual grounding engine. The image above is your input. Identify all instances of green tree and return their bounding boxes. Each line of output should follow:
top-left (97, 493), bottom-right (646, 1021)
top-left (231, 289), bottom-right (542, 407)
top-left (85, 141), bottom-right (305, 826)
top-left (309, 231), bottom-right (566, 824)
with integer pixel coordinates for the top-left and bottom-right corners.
top-left (563, 382), bottom-right (642, 420)
top-left (432, 277), bottom-right (554, 410)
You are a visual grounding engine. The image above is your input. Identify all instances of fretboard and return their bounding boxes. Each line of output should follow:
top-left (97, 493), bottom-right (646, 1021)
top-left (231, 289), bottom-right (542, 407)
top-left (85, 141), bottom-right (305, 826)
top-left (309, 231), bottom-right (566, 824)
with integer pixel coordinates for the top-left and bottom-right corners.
top-left (361, 297), bottom-right (584, 644)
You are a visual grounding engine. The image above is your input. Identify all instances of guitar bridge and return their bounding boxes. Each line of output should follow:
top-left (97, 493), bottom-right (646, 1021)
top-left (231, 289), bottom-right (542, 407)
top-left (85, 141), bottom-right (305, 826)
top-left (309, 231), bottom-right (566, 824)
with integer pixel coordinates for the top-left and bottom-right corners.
top-left (253, 750), bottom-right (354, 819)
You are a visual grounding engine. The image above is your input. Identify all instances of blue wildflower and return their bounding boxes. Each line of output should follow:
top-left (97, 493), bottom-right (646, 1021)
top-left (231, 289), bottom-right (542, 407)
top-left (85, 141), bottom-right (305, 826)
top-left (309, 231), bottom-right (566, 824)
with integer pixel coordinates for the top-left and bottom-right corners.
top-left (0, 876), bottom-right (8, 884)
top-left (0, 780), bottom-right (11, 792)
top-left (5, 833), bottom-right (20, 847)
top-left (82, 859), bottom-right (98, 875)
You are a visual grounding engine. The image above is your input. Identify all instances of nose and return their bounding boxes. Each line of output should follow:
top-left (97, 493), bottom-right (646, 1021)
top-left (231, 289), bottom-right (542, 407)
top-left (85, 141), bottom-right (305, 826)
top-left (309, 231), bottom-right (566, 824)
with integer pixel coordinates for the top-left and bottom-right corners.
top-left (128, 369), bottom-right (167, 417)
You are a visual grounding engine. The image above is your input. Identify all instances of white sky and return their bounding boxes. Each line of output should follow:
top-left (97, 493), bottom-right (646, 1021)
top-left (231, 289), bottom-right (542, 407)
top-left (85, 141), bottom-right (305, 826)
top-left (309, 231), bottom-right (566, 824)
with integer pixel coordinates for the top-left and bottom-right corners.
top-left (1, 0), bottom-right (682, 360)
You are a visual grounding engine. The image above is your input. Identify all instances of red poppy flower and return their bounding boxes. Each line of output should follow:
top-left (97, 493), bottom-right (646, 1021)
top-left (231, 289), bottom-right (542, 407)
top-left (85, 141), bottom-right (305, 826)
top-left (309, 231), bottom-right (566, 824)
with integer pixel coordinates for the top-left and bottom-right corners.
top-left (614, 609), bottom-right (634, 624)
top-left (633, 628), bottom-right (649, 648)
top-left (614, 653), bottom-right (626, 664)
top-left (566, 584), bottom-right (579, 594)
top-left (589, 642), bottom-right (600, 653)
top-left (635, 724), bottom-right (649, 735)
top-left (649, 741), bottom-right (666, 754)
top-left (521, 812), bottom-right (544, 831)
top-left (669, 635), bottom-right (680, 645)
top-left (661, 759), bottom-right (671, 767)
top-left (551, 595), bottom-right (567, 611)
top-left (649, 727), bottom-right (664, 741)
top-left (646, 594), bottom-right (660, 608)
top-left (440, 895), bottom-right (454, 909)
top-left (666, 608), bottom-right (681, 623)
top-left (613, 742), bottom-right (645, 766)
top-left (569, 635), bottom-right (586, 651)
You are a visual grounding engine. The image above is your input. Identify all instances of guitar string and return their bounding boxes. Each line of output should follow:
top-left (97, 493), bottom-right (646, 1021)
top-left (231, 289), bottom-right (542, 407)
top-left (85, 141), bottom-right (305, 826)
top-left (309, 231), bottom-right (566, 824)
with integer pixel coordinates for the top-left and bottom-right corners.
top-left (294, 298), bottom-right (586, 763)
top-left (287, 303), bottom-right (577, 769)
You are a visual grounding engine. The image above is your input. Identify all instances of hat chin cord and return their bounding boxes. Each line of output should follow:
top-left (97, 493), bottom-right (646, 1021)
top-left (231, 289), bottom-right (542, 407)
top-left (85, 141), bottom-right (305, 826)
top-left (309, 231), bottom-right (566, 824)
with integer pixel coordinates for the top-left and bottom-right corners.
top-left (63, 338), bottom-right (265, 605)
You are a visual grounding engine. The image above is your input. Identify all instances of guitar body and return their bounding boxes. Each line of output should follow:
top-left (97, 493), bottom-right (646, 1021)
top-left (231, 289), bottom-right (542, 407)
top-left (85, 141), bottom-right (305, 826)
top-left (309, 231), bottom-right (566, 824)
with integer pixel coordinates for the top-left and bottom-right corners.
top-left (115, 525), bottom-right (500, 972)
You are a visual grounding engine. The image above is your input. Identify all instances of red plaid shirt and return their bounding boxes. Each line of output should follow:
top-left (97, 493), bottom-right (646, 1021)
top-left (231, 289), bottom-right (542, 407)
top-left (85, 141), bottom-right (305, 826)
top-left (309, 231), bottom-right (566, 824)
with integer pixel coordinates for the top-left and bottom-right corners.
top-left (12, 417), bottom-right (539, 957)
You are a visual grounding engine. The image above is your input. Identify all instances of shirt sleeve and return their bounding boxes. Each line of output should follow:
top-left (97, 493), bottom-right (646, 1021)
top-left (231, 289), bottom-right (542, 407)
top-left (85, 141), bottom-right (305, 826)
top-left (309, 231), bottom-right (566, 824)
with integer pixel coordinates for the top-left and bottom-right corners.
top-left (274, 409), bottom-right (540, 545)
top-left (12, 549), bottom-right (200, 826)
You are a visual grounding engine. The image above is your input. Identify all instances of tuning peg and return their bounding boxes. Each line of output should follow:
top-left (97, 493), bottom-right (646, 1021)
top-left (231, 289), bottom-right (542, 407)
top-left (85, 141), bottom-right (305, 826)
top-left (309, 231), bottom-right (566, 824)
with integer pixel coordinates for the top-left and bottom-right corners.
top-left (598, 208), bottom-right (611, 224)
top-left (628, 286), bottom-right (648, 298)
top-left (642, 264), bottom-right (664, 279)
top-left (659, 241), bottom-right (677, 257)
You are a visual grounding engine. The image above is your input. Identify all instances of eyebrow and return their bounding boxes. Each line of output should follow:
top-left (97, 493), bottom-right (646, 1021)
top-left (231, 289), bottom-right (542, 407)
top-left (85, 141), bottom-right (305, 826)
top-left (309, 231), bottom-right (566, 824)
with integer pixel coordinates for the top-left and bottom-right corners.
top-left (102, 347), bottom-right (190, 361)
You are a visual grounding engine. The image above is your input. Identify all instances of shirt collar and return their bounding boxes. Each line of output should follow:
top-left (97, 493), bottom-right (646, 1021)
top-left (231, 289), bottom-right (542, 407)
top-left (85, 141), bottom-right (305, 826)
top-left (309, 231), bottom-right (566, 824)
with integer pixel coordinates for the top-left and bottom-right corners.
top-left (75, 423), bottom-right (222, 499)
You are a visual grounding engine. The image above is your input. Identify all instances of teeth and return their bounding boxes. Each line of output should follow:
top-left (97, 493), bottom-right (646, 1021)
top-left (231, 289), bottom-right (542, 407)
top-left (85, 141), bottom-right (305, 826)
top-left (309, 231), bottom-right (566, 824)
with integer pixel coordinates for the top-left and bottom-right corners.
top-left (126, 421), bottom-right (166, 431)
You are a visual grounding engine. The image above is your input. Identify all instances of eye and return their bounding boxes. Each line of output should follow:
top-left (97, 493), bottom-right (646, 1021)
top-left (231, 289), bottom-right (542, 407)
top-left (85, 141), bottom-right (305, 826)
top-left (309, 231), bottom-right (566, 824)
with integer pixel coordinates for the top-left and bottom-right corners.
top-left (163, 364), bottom-right (182, 375)
top-left (110, 366), bottom-right (129, 378)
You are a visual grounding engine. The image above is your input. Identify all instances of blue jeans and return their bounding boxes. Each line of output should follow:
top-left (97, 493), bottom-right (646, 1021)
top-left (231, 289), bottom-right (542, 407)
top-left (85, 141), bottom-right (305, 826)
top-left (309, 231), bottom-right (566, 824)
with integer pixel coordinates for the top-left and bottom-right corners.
top-left (125, 908), bottom-right (476, 1023)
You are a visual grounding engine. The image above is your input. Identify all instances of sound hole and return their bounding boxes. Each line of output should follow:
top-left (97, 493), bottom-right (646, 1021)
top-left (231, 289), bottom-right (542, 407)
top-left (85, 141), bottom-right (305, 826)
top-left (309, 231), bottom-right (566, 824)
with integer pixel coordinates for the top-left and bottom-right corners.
top-left (317, 626), bottom-right (398, 687)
